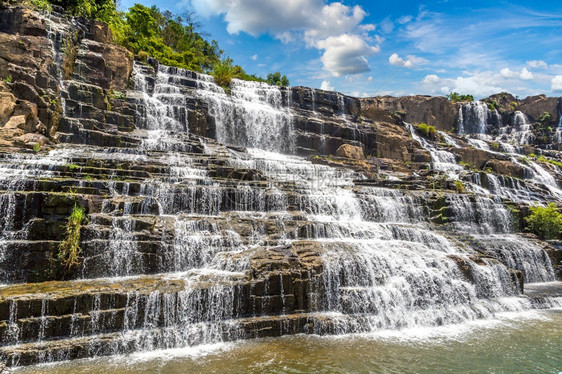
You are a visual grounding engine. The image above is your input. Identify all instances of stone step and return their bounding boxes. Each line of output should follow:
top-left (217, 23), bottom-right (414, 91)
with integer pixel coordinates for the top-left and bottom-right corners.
top-left (0, 312), bottom-right (323, 367)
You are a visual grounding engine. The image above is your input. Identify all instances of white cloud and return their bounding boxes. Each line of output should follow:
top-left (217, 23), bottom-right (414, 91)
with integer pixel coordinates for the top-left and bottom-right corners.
top-left (552, 75), bottom-right (562, 92)
top-left (397, 15), bottom-right (413, 24)
top-left (527, 60), bottom-right (548, 69)
top-left (500, 67), bottom-right (517, 78)
top-left (320, 80), bottom-right (334, 91)
top-left (406, 54), bottom-right (428, 66)
top-left (317, 35), bottom-right (379, 77)
top-left (251, 54), bottom-right (258, 61)
top-left (389, 53), bottom-right (413, 68)
top-left (501, 67), bottom-right (534, 80)
top-left (423, 71), bottom-right (506, 98)
top-left (423, 74), bottom-right (440, 84)
top-left (192, 0), bottom-right (379, 77)
top-left (520, 67), bottom-right (534, 80)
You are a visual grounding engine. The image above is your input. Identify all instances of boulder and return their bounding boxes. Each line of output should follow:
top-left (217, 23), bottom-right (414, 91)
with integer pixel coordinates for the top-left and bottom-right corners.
top-left (454, 147), bottom-right (493, 170)
top-left (336, 144), bottom-right (365, 160)
top-left (485, 159), bottom-right (528, 179)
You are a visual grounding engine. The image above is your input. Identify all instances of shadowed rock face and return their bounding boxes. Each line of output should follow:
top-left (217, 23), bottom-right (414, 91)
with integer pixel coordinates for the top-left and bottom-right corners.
top-left (0, 2), bottom-right (561, 369)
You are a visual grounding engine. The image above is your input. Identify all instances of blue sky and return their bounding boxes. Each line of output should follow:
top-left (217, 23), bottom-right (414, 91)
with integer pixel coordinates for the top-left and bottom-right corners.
top-left (119, 0), bottom-right (562, 99)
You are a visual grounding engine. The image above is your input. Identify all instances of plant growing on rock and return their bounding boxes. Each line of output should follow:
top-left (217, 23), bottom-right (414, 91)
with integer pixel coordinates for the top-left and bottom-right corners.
top-left (525, 203), bottom-right (562, 240)
top-left (455, 180), bottom-right (465, 193)
top-left (415, 123), bottom-right (438, 139)
top-left (57, 204), bottom-right (86, 274)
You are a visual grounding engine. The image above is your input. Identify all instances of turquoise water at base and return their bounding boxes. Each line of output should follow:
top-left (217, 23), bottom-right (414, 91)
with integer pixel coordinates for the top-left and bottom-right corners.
top-left (16, 309), bottom-right (562, 374)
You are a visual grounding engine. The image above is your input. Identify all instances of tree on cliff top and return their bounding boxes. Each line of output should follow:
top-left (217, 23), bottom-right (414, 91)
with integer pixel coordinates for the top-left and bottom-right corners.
top-left (26, 0), bottom-right (290, 85)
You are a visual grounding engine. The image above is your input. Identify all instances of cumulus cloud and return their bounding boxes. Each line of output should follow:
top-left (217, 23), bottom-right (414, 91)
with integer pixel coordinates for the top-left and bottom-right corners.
top-left (318, 35), bottom-right (379, 76)
top-left (519, 67), bottom-right (534, 80)
top-left (501, 67), bottom-right (534, 80)
top-left (527, 60), bottom-right (548, 69)
top-left (423, 71), bottom-right (506, 98)
top-left (191, 0), bottom-right (379, 76)
top-left (552, 75), bottom-right (562, 92)
top-left (423, 74), bottom-right (440, 84)
top-left (251, 54), bottom-right (258, 61)
top-left (389, 53), bottom-right (413, 68)
top-left (320, 80), bottom-right (334, 91)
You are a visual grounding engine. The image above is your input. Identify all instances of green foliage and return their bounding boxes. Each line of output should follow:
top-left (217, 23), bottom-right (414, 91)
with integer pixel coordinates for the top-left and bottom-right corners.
top-left (536, 155), bottom-right (562, 168)
top-left (486, 100), bottom-right (497, 111)
top-left (110, 90), bottom-right (126, 100)
top-left (57, 204), bottom-right (85, 273)
top-left (455, 180), bottom-right (465, 194)
top-left (537, 112), bottom-right (553, 125)
top-left (490, 142), bottom-right (500, 151)
top-left (3, 75), bottom-right (12, 83)
top-left (446, 92), bottom-right (474, 102)
top-left (66, 163), bottom-right (80, 171)
top-left (415, 123), bottom-right (438, 139)
top-left (211, 59), bottom-right (236, 92)
top-left (266, 72), bottom-right (290, 87)
top-left (29, 1), bottom-right (287, 85)
top-left (525, 203), bottom-right (562, 240)
top-left (33, 143), bottom-right (41, 153)
top-left (118, 4), bottom-right (222, 72)
top-left (29, 0), bottom-right (52, 11)
top-left (137, 51), bottom-right (149, 62)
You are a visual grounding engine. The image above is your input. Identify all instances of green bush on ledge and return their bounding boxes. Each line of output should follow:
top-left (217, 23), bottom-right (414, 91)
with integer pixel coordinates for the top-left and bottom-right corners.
top-left (525, 203), bottom-right (562, 240)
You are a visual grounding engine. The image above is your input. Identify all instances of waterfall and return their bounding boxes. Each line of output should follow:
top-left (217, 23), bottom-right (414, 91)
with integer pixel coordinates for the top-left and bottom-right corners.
top-left (457, 101), bottom-right (491, 135)
top-left (406, 123), bottom-right (464, 178)
top-left (195, 74), bottom-right (295, 153)
top-left (0, 61), bottom-right (559, 367)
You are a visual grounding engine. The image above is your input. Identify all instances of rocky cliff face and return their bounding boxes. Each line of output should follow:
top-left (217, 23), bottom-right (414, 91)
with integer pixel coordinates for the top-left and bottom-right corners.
top-left (0, 3), bottom-right (561, 368)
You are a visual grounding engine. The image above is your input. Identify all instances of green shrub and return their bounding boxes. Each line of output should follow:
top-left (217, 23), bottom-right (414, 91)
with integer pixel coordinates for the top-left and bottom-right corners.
top-left (537, 112), bottom-right (552, 125)
top-left (547, 159), bottom-right (562, 168)
top-left (490, 142), bottom-right (500, 151)
top-left (29, 0), bottom-right (52, 11)
top-left (455, 180), bottom-right (465, 193)
top-left (416, 123), bottom-right (438, 139)
top-left (137, 51), bottom-right (149, 62)
top-left (525, 203), bottom-right (562, 240)
top-left (33, 143), bottom-right (41, 152)
top-left (58, 204), bottom-right (86, 273)
top-left (66, 163), bottom-right (80, 171)
top-left (211, 59), bottom-right (236, 92)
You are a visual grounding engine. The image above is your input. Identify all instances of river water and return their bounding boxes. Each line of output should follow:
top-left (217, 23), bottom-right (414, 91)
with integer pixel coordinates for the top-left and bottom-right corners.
top-left (14, 308), bottom-right (561, 374)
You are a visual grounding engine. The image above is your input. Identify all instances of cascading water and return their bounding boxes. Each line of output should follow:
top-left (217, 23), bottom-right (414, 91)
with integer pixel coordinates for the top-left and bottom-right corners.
top-left (195, 73), bottom-right (294, 153)
top-left (406, 123), bottom-right (464, 178)
top-left (457, 101), bottom-right (491, 135)
top-left (0, 61), bottom-right (560, 368)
